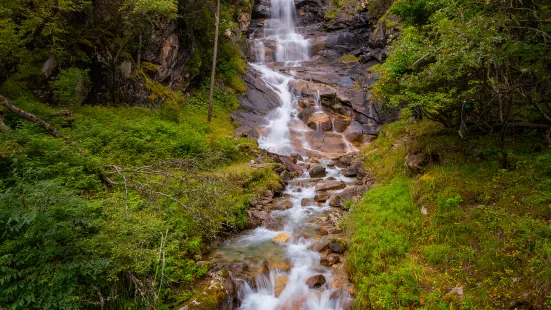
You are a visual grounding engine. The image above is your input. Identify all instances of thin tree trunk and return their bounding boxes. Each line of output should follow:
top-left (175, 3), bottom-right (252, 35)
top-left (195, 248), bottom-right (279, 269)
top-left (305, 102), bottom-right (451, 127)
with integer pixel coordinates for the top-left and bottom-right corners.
top-left (0, 94), bottom-right (77, 147)
top-left (207, 0), bottom-right (220, 123)
top-left (137, 33), bottom-right (142, 69)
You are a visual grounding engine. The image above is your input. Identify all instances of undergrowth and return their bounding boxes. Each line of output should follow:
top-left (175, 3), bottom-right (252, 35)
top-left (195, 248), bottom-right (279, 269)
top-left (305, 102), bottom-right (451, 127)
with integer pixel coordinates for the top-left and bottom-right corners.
top-left (347, 119), bottom-right (551, 309)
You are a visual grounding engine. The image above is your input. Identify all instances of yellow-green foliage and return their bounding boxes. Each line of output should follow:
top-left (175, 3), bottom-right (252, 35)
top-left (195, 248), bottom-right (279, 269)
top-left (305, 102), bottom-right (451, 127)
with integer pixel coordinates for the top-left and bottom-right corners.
top-left (140, 61), bottom-right (159, 74)
top-left (338, 55), bottom-right (359, 63)
top-left (348, 119), bottom-right (551, 309)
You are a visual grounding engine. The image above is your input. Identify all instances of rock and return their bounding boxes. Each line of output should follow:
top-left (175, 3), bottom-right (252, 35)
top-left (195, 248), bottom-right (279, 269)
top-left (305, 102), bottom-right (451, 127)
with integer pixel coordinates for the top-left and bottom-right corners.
top-left (343, 159), bottom-right (365, 178)
top-left (318, 225), bottom-right (329, 235)
top-left (336, 152), bottom-right (358, 168)
top-left (421, 206), bottom-right (429, 215)
top-left (308, 165), bottom-right (327, 178)
top-left (320, 253), bottom-right (341, 266)
top-left (327, 239), bottom-right (346, 253)
top-left (328, 186), bottom-right (368, 208)
top-left (306, 274), bottom-right (326, 287)
top-left (120, 60), bottom-right (133, 78)
top-left (272, 233), bottom-right (291, 244)
top-left (264, 190), bottom-right (273, 198)
top-left (445, 286), bottom-right (464, 300)
top-left (247, 210), bottom-right (269, 228)
top-left (274, 275), bottom-right (289, 297)
top-left (279, 200), bottom-right (294, 210)
top-left (301, 198), bottom-right (317, 207)
top-left (404, 152), bottom-right (429, 176)
top-left (279, 156), bottom-right (303, 174)
top-left (316, 180), bottom-right (346, 192)
top-left (314, 192), bottom-right (331, 202)
top-left (267, 260), bottom-right (290, 271)
top-left (41, 56), bottom-right (57, 78)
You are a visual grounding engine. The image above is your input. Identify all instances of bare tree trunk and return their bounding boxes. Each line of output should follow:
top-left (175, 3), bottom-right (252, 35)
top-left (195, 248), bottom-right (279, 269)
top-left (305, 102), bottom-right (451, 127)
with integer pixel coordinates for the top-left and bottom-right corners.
top-left (137, 33), bottom-right (142, 69)
top-left (207, 0), bottom-right (220, 123)
top-left (0, 94), bottom-right (77, 147)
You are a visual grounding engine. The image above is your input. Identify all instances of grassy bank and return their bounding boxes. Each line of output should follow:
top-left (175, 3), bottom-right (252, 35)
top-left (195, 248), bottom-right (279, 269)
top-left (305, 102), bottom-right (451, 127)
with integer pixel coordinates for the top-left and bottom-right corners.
top-left (0, 88), bottom-right (283, 309)
top-left (347, 120), bottom-right (551, 309)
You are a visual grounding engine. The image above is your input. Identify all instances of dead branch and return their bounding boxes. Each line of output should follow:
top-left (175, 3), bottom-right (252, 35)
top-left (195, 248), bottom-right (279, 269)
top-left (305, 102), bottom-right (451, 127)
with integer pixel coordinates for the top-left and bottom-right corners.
top-left (0, 94), bottom-right (83, 152)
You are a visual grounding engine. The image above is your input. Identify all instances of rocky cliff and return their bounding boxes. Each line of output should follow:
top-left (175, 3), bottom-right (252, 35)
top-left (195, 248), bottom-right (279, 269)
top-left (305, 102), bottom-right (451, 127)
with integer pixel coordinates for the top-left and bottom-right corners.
top-left (233, 0), bottom-right (399, 144)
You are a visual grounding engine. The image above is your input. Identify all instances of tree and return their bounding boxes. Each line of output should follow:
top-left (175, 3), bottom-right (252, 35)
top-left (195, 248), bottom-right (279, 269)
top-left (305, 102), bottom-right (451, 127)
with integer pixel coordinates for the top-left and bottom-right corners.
top-left (207, 0), bottom-right (220, 123)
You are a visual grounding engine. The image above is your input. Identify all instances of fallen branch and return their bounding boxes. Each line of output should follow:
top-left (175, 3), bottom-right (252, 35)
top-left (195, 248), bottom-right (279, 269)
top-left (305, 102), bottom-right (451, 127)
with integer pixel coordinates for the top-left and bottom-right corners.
top-left (0, 94), bottom-right (79, 148)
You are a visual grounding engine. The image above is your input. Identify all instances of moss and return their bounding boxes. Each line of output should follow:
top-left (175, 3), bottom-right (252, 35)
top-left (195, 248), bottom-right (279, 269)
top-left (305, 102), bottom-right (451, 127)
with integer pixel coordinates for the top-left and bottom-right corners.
top-left (140, 61), bottom-right (159, 74)
top-left (338, 54), bottom-right (359, 63)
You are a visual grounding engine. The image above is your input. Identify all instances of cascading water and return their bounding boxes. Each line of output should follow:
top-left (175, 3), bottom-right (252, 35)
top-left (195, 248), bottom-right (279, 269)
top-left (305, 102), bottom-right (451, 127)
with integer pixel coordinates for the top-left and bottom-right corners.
top-left (254, 0), bottom-right (310, 155)
top-left (210, 1), bottom-right (355, 309)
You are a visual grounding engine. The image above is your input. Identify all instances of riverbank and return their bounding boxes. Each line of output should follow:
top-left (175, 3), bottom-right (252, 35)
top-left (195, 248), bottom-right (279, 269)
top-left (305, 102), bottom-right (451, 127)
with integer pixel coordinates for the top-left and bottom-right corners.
top-left (347, 119), bottom-right (551, 309)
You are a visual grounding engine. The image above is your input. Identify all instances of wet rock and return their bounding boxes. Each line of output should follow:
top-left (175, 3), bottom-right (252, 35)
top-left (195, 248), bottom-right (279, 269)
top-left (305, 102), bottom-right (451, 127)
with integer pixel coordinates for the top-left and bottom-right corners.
top-left (320, 253), bottom-right (341, 266)
top-left (267, 259), bottom-right (290, 271)
top-left (247, 210), bottom-right (269, 229)
top-left (343, 159), bottom-right (365, 178)
top-left (314, 192), bottom-right (331, 202)
top-left (264, 190), bottom-right (274, 198)
top-left (301, 198), bottom-right (317, 207)
top-left (318, 225), bottom-right (329, 235)
top-left (279, 156), bottom-right (303, 174)
top-left (280, 200), bottom-right (294, 210)
top-left (404, 151), bottom-right (429, 176)
top-left (308, 237), bottom-right (329, 252)
top-left (264, 217), bottom-right (284, 230)
top-left (316, 180), bottom-right (346, 191)
top-left (336, 152), bottom-right (358, 168)
top-left (308, 165), bottom-right (327, 178)
top-left (273, 233), bottom-right (291, 244)
top-left (274, 274), bottom-right (289, 297)
top-left (329, 186), bottom-right (368, 209)
top-left (306, 274), bottom-right (326, 288)
top-left (327, 239), bottom-right (346, 253)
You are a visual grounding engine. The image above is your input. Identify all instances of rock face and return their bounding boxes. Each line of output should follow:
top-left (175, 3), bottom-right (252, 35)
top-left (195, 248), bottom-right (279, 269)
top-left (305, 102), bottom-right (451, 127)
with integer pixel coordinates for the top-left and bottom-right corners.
top-left (233, 0), bottom-right (401, 145)
top-left (308, 165), bottom-right (327, 178)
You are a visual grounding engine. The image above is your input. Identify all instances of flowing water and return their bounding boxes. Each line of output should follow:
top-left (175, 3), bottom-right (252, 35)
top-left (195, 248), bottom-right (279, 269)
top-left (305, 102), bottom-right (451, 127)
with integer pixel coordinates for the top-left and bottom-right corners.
top-left (211, 1), bottom-right (356, 308)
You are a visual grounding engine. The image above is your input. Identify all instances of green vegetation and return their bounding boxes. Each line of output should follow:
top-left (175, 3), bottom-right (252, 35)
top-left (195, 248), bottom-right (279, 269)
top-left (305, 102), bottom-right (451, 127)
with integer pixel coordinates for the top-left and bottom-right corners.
top-left (347, 119), bottom-right (551, 309)
top-left (0, 88), bottom-right (281, 308)
top-left (338, 55), bottom-right (360, 63)
top-left (372, 0), bottom-right (551, 146)
top-left (0, 0), bottom-right (259, 308)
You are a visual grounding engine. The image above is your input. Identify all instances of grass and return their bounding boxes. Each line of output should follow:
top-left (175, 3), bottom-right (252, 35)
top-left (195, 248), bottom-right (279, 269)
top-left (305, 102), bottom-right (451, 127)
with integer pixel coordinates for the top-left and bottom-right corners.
top-left (0, 83), bottom-right (278, 308)
top-left (347, 118), bottom-right (551, 309)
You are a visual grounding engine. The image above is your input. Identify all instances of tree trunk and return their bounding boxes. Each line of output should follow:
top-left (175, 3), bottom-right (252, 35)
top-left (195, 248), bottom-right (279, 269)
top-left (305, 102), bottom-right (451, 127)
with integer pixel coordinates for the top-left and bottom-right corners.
top-left (0, 94), bottom-right (77, 147)
top-left (137, 33), bottom-right (142, 69)
top-left (207, 0), bottom-right (220, 123)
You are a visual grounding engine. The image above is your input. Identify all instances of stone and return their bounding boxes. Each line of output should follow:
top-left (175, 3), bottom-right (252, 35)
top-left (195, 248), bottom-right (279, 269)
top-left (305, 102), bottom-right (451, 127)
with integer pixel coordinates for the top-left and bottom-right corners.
top-left (280, 200), bottom-right (294, 210)
top-left (306, 274), bottom-right (326, 287)
top-left (264, 190), bottom-right (273, 198)
top-left (308, 165), bottom-right (327, 178)
top-left (421, 206), bottom-right (429, 215)
top-left (404, 152), bottom-right (429, 176)
top-left (121, 60), bottom-right (133, 78)
top-left (279, 156), bottom-right (303, 174)
top-left (274, 275), bottom-right (289, 297)
top-left (343, 159), bottom-right (365, 178)
top-left (328, 186), bottom-right (368, 208)
top-left (315, 180), bottom-right (346, 192)
top-left (267, 260), bottom-right (290, 271)
top-left (314, 192), bottom-right (331, 202)
top-left (301, 198), bottom-right (317, 207)
top-left (327, 239), bottom-right (346, 253)
top-left (445, 286), bottom-right (464, 300)
top-left (318, 225), bottom-right (329, 235)
top-left (41, 56), bottom-right (56, 78)
top-left (272, 233), bottom-right (291, 244)
top-left (320, 253), bottom-right (340, 266)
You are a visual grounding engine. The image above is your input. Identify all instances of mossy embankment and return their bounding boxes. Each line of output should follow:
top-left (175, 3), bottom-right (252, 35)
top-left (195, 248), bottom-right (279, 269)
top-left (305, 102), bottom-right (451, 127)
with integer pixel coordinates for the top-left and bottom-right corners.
top-left (347, 120), bottom-right (551, 309)
top-left (0, 87), bottom-right (284, 308)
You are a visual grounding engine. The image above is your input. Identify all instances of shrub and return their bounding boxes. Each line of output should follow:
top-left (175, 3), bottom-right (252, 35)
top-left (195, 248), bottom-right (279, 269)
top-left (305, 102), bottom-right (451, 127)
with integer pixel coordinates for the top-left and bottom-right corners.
top-left (51, 68), bottom-right (91, 106)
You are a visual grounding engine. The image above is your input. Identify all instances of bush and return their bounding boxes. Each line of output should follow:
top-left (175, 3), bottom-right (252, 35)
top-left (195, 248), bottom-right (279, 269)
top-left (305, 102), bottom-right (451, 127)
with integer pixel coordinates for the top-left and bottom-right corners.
top-left (51, 68), bottom-right (91, 106)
